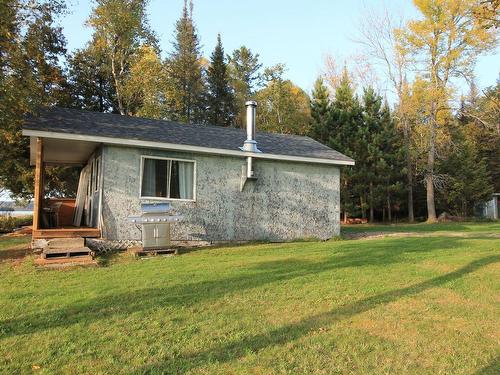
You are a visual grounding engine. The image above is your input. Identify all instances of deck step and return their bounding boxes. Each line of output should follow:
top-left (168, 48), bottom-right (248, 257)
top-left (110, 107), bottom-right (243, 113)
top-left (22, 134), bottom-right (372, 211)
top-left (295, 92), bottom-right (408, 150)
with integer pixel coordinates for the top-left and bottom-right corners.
top-left (35, 255), bottom-right (97, 268)
top-left (46, 237), bottom-right (85, 249)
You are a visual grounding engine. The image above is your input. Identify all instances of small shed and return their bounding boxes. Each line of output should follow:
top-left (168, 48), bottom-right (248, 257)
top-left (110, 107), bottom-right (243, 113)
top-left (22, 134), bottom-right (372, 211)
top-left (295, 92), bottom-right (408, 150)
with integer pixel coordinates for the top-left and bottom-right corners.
top-left (23, 104), bottom-right (354, 249)
top-left (476, 193), bottom-right (500, 220)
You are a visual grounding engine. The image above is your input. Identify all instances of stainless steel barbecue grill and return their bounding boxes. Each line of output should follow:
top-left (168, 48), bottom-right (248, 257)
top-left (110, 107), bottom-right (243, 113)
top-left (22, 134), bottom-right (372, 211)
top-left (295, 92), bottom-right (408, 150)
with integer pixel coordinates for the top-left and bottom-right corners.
top-left (127, 203), bottom-right (183, 249)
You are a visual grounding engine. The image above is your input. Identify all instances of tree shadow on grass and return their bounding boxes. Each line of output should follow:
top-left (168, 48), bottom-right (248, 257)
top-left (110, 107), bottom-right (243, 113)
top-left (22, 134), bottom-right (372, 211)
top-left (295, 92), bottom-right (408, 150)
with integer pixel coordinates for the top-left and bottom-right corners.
top-left (137, 254), bottom-right (500, 373)
top-left (474, 355), bottom-right (500, 375)
top-left (0, 237), bottom-right (496, 341)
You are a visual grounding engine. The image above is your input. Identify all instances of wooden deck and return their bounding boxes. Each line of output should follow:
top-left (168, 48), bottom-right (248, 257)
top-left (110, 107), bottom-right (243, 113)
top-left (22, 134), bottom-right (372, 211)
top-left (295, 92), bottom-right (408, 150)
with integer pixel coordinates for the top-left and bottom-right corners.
top-left (32, 227), bottom-right (101, 239)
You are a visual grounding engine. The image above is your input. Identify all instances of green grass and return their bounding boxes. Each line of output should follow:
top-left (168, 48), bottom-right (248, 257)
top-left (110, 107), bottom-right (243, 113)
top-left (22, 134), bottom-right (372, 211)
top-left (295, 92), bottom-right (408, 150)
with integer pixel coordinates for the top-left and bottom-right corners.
top-left (0, 224), bottom-right (499, 374)
top-left (0, 235), bottom-right (31, 251)
top-left (342, 220), bottom-right (500, 235)
top-left (0, 235), bottom-right (31, 262)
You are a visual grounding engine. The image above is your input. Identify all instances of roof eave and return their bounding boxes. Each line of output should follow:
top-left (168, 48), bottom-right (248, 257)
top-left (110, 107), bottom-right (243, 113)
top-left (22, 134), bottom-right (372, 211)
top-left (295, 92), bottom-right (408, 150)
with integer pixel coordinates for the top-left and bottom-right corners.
top-left (22, 129), bottom-right (355, 166)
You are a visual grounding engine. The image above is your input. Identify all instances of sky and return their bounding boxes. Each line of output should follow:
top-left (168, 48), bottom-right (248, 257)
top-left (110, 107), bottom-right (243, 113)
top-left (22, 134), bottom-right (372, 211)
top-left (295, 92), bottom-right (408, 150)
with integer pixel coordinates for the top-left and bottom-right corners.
top-left (62, 0), bottom-right (499, 96)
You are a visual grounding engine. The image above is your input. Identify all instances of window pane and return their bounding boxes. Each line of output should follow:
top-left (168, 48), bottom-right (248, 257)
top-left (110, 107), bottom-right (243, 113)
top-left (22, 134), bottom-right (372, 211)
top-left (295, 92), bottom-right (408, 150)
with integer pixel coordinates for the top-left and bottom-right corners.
top-left (142, 158), bottom-right (194, 200)
top-left (176, 161), bottom-right (194, 199)
top-left (170, 161), bottom-right (180, 199)
top-left (141, 159), bottom-right (168, 198)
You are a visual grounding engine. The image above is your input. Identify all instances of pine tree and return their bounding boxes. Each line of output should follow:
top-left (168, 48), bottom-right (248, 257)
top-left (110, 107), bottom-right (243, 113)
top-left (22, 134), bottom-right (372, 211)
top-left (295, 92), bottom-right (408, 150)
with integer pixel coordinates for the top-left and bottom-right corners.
top-left (328, 68), bottom-right (362, 222)
top-left (206, 34), bottom-right (234, 126)
top-left (67, 47), bottom-right (116, 113)
top-left (360, 87), bottom-right (382, 221)
top-left (228, 46), bottom-right (262, 128)
top-left (310, 77), bottom-right (330, 144)
top-left (439, 133), bottom-right (493, 217)
top-left (166, 0), bottom-right (205, 124)
top-left (376, 100), bottom-right (404, 222)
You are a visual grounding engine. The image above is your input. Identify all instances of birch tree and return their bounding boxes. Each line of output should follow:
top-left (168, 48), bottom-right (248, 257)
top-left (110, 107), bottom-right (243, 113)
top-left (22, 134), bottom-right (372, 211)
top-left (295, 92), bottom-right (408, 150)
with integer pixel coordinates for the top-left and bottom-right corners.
top-left (254, 64), bottom-right (311, 135)
top-left (398, 0), bottom-right (497, 222)
top-left (87, 0), bottom-right (156, 115)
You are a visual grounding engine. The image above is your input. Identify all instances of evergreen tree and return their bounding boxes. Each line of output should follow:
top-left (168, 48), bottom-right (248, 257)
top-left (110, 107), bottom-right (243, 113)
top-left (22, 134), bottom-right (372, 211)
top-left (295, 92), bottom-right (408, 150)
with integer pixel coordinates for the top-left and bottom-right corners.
top-left (376, 100), bottom-right (404, 222)
top-left (166, 0), bottom-right (205, 124)
top-left (359, 87), bottom-right (382, 221)
top-left (206, 34), bottom-right (235, 126)
top-left (228, 46), bottom-right (262, 128)
top-left (310, 77), bottom-right (330, 144)
top-left (460, 79), bottom-right (500, 192)
top-left (438, 133), bottom-right (493, 217)
top-left (67, 47), bottom-right (116, 113)
top-left (327, 68), bottom-right (362, 222)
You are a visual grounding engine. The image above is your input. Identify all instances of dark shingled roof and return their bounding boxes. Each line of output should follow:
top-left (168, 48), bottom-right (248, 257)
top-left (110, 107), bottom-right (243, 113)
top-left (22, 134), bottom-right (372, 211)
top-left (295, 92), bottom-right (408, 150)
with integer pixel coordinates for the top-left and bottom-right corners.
top-left (23, 107), bottom-right (354, 164)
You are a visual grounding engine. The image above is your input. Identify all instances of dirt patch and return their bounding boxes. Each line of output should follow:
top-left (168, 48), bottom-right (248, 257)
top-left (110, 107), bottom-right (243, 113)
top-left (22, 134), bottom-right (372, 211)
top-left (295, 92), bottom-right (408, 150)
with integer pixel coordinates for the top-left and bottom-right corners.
top-left (343, 231), bottom-right (500, 240)
top-left (3, 226), bottom-right (32, 236)
top-left (0, 234), bottom-right (32, 262)
top-left (0, 244), bottom-right (30, 262)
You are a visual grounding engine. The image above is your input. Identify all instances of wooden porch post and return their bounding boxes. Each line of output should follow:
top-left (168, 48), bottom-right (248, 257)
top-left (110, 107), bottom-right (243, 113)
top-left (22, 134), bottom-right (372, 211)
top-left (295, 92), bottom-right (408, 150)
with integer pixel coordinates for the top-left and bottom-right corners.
top-left (32, 137), bottom-right (44, 231)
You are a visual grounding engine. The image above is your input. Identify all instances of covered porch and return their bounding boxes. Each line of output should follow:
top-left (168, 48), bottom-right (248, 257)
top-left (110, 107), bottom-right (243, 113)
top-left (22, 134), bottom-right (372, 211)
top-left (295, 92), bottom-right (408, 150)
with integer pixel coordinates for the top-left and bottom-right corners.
top-left (30, 136), bottom-right (103, 239)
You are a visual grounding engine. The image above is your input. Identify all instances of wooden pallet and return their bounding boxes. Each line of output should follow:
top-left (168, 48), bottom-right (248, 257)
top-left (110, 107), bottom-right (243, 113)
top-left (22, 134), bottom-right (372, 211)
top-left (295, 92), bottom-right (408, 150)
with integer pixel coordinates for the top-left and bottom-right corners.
top-left (41, 247), bottom-right (94, 259)
top-left (36, 246), bottom-right (96, 267)
top-left (34, 255), bottom-right (97, 267)
top-left (129, 247), bottom-right (178, 258)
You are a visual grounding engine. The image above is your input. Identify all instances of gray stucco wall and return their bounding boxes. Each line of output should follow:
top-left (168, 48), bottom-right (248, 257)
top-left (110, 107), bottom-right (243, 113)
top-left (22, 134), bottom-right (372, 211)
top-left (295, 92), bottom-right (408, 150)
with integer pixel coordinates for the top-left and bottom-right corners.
top-left (100, 145), bottom-right (340, 243)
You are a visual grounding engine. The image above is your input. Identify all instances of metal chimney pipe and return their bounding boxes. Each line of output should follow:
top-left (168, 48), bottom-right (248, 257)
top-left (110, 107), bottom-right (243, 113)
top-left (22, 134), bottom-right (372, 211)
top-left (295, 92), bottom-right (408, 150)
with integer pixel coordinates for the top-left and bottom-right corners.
top-left (246, 100), bottom-right (256, 142)
top-left (241, 101), bottom-right (260, 153)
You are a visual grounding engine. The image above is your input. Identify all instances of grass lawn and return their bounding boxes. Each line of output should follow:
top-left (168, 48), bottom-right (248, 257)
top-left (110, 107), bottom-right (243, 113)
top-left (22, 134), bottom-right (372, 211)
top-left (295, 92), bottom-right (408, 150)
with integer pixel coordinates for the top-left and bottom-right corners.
top-left (0, 223), bottom-right (499, 374)
top-left (342, 221), bottom-right (500, 235)
top-left (0, 235), bottom-right (31, 261)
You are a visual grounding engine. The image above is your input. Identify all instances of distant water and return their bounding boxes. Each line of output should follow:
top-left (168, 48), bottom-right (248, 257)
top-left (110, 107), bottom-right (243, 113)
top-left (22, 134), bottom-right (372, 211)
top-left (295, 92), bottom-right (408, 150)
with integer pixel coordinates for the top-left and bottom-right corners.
top-left (0, 210), bottom-right (33, 217)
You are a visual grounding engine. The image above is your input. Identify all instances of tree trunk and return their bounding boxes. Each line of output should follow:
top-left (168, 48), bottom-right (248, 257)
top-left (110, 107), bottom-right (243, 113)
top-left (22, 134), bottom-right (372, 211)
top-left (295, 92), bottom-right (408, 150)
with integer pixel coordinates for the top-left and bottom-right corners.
top-left (369, 182), bottom-right (374, 222)
top-left (387, 193), bottom-right (392, 222)
top-left (426, 104), bottom-right (437, 222)
top-left (382, 207), bottom-right (386, 223)
top-left (403, 119), bottom-right (414, 222)
top-left (98, 77), bottom-right (104, 113)
top-left (426, 173), bottom-right (436, 222)
top-left (360, 195), bottom-right (366, 219)
top-left (111, 56), bottom-right (126, 115)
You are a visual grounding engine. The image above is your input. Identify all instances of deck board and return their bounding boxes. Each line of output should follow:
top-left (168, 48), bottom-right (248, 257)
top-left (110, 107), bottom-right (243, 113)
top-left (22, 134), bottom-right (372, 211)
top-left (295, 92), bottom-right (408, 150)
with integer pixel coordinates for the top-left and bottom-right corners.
top-left (33, 228), bottom-right (101, 239)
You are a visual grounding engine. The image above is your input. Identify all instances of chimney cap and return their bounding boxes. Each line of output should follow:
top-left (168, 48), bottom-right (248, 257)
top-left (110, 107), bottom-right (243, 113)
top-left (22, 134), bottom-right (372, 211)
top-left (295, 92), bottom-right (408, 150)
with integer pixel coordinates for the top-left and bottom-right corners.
top-left (245, 100), bottom-right (257, 107)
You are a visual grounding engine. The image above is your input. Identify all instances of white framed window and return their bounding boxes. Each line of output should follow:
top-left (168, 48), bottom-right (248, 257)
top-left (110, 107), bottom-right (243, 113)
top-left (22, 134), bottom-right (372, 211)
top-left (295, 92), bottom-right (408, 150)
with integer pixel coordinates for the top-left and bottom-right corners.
top-left (140, 156), bottom-right (196, 201)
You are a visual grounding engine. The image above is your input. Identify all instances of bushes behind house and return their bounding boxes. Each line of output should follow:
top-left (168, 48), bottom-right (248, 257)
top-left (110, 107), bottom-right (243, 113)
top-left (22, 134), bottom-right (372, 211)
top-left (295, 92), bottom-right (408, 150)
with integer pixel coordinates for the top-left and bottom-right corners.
top-left (0, 215), bottom-right (33, 233)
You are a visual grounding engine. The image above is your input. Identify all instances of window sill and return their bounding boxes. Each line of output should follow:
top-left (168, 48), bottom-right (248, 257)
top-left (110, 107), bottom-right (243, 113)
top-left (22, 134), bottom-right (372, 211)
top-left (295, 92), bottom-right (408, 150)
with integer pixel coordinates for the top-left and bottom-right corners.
top-left (140, 196), bottom-right (196, 203)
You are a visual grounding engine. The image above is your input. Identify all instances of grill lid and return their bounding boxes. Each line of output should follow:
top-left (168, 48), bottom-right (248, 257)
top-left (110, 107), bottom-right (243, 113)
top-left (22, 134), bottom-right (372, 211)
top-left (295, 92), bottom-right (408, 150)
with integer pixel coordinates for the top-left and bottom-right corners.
top-left (127, 202), bottom-right (183, 224)
top-left (141, 202), bottom-right (171, 214)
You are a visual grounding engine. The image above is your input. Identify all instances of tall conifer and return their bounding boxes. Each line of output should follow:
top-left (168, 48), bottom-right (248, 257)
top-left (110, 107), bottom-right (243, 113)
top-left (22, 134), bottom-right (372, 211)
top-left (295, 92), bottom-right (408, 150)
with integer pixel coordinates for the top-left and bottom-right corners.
top-left (310, 77), bottom-right (330, 144)
top-left (166, 0), bottom-right (205, 124)
top-left (206, 34), bottom-right (234, 126)
top-left (228, 46), bottom-right (262, 128)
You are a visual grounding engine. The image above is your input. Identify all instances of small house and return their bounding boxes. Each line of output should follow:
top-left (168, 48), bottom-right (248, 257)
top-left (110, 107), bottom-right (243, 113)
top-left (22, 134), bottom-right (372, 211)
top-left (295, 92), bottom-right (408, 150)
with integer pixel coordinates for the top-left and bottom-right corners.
top-left (23, 102), bottom-right (354, 252)
top-left (476, 193), bottom-right (499, 220)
